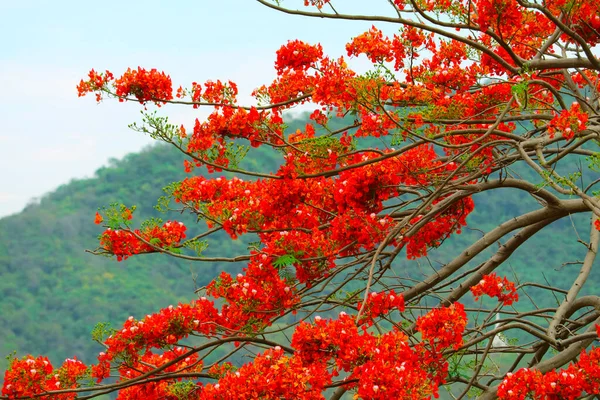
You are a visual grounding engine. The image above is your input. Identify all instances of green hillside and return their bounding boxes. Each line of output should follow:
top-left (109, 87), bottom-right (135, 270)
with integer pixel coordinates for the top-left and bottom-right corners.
top-left (0, 115), bottom-right (598, 376)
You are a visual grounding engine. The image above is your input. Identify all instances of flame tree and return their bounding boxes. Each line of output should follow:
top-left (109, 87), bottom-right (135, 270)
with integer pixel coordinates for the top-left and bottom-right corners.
top-left (3, 0), bottom-right (600, 399)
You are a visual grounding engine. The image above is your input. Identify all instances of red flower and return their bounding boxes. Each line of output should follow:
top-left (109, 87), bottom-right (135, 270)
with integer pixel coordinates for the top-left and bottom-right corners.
top-left (114, 67), bottom-right (173, 105)
top-left (471, 273), bottom-right (519, 305)
top-left (498, 368), bottom-right (542, 399)
top-left (416, 303), bottom-right (467, 350)
top-left (275, 40), bottom-right (323, 73)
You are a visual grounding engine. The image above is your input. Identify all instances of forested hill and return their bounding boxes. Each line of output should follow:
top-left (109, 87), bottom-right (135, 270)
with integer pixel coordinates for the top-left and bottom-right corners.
top-left (0, 116), bottom-right (597, 374)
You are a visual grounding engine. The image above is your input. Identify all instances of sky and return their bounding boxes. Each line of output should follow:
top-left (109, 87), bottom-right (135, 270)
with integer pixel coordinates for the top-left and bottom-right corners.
top-left (0, 0), bottom-right (391, 218)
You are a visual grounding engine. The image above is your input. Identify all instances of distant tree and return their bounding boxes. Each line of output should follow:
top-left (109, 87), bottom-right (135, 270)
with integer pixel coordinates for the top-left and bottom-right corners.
top-left (3, 0), bottom-right (600, 399)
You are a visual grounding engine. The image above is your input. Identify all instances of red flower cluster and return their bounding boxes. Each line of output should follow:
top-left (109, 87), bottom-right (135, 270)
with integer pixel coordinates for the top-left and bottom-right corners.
top-left (547, 103), bottom-right (589, 140)
top-left (346, 26), bottom-right (395, 65)
top-left (352, 331), bottom-right (448, 399)
top-left (291, 312), bottom-right (453, 398)
top-left (99, 220), bottom-right (187, 261)
top-left (115, 348), bottom-right (203, 400)
top-left (334, 146), bottom-right (442, 213)
top-left (354, 110), bottom-right (401, 138)
top-left (201, 347), bottom-right (328, 400)
top-left (76, 69), bottom-right (114, 101)
top-left (114, 67), bottom-right (173, 105)
top-left (358, 290), bottom-right (405, 326)
top-left (176, 79), bottom-right (238, 107)
top-left (404, 197), bottom-right (475, 259)
top-left (186, 106), bottom-right (262, 154)
top-left (91, 299), bottom-right (218, 381)
top-left (2, 356), bottom-right (87, 400)
top-left (275, 40), bottom-right (323, 73)
top-left (82, 301), bottom-right (467, 399)
top-left (87, 256), bottom-right (301, 379)
top-left (205, 256), bottom-right (301, 332)
top-left (202, 80), bottom-right (238, 105)
top-left (415, 303), bottom-right (467, 351)
top-left (169, 140), bottom-right (476, 290)
top-left (470, 272), bottom-right (519, 305)
top-left (544, 0), bottom-right (600, 44)
top-left (498, 368), bottom-right (542, 399)
top-left (346, 26), bottom-right (434, 72)
top-left (303, 0), bottom-right (330, 9)
top-left (498, 348), bottom-right (600, 399)
top-left (473, 0), bottom-right (525, 34)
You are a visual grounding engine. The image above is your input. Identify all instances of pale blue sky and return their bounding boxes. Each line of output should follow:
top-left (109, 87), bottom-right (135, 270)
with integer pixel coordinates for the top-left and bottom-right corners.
top-left (0, 0), bottom-right (389, 217)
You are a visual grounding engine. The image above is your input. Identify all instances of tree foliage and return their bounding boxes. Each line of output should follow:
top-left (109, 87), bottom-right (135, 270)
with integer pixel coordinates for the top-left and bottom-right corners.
top-left (3, 0), bottom-right (600, 399)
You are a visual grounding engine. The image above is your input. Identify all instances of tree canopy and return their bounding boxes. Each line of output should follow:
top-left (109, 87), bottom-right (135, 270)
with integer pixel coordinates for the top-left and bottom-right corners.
top-left (3, 0), bottom-right (600, 399)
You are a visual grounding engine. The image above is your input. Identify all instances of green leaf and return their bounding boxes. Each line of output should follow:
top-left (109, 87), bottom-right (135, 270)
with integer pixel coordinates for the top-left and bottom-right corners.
top-left (273, 254), bottom-right (299, 268)
top-left (184, 240), bottom-right (209, 256)
top-left (91, 322), bottom-right (115, 344)
top-left (247, 241), bottom-right (261, 251)
top-left (167, 246), bottom-right (182, 255)
top-left (149, 238), bottom-right (162, 246)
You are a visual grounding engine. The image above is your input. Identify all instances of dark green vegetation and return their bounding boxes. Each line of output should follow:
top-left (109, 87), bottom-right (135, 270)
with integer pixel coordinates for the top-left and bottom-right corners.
top-left (0, 115), bottom-right (597, 376)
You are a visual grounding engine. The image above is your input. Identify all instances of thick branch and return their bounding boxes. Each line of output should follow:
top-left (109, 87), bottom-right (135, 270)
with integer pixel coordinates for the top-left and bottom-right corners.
top-left (547, 215), bottom-right (599, 339)
top-left (403, 200), bottom-right (590, 302)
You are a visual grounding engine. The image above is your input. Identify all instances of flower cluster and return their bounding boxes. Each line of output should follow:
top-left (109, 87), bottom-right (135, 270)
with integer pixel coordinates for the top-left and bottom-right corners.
top-left (115, 348), bottom-right (203, 400)
top-left (498, 348), bottom-right (600, 399)
top-left (415, 303), bottom-right (467, 351)
top-left (358, 290), bottom-right (405, 326)
top-left (547, 103), bottom-right (589, 140)
top-left (471, 272), bottom-right (519, 305)
top-left (94, 300), bottom-right (219, 371)
top-left (87, 257), bottom-right (301, 379)
top-left (114, 67), bottom-right (173, 105)
top-left (291, 311), bottom-right (457, 398)
top-left (78, 67), bottom-right (173, 105)
top-left (354, 109), bottom-right (401, 138)
top-left (76, 69), bottom-right (114, 101)
top-left (346, 26), bottom-right (395, 65)
top-left (168, 141), bottom-right (476, 290)
top-left (545, 0), bottom-right (600, 45)
top-left (202, 80), bottom-right (238, 105)
top-left (176, 79), bottom-right (239, 107)
top-left (346, 25), bottom-right (434, 72)
top-left (99, 220), bottom-right (187, 261)
top-left (186, 106), bottom-right (262, 154)
top-left (404, 197), bottom-right (475, 259)
top-left (303, 0), bottom-right (331, 9)
top-left (334, 146), bottom-right (443, 213)
top-left (353, 333), bottom-right (441, 399)
top-left (2, 356), bottom-right (87, 400)
top-left (200, 347), bottom-right (328, 400)
top-left (205, 256), bottom-right (301, 332)
top-left (497, 368), bottom-right (542, 399)
top-left (275, 40), bottom-right (323, 73)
